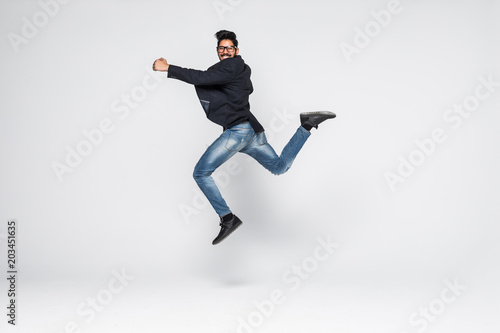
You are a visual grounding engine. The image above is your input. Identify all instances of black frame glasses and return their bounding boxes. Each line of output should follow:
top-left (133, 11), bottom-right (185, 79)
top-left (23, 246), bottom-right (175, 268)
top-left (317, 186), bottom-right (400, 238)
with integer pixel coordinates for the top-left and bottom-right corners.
top-left (217, 46), bottom-right (237, 52)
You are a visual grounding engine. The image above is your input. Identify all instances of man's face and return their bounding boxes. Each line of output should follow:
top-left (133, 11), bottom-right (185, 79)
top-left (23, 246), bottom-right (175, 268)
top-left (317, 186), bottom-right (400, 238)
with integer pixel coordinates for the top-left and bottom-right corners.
top-left (217, 39), bottom-right (238, 61)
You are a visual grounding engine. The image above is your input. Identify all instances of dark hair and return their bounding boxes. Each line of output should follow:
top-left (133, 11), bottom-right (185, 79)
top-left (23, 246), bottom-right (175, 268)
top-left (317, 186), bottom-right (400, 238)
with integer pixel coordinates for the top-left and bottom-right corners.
top-left (215, 30), bottom-right (238, 47)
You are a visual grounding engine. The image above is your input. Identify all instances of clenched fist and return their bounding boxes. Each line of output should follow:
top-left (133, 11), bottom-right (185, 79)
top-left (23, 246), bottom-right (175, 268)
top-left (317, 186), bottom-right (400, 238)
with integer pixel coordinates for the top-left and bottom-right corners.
top-left (153, 57), bottom-right (169, 71)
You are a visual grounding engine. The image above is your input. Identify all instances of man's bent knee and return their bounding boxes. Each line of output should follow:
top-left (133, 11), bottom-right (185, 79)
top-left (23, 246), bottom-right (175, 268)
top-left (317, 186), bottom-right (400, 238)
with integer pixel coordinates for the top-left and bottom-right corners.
top-left (193, 167), bottom-right (213, 181)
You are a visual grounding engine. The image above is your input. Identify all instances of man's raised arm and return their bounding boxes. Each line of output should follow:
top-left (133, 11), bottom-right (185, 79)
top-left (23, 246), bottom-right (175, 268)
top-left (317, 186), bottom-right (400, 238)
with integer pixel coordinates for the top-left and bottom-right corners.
top-left (152, 57), bottom-right (235, 86)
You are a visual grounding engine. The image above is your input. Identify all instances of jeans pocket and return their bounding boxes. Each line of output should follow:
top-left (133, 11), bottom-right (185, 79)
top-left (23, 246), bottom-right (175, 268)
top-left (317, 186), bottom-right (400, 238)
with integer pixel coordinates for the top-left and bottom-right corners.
top-left (225, 132), bottom-right (251, 151)
top-left (256, 132), bottom-right (268, 145)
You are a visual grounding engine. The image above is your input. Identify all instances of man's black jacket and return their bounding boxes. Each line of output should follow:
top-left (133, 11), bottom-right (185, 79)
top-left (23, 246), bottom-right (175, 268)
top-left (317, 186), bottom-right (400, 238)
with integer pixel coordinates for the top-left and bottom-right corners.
top-left (167, 55), bottom-right (264, 133)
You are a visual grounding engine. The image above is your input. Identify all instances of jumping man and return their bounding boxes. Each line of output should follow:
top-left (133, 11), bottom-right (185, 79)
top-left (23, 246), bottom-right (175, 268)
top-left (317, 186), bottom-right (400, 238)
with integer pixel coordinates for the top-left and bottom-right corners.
top-left (153, 30), bottom-right (335, 245)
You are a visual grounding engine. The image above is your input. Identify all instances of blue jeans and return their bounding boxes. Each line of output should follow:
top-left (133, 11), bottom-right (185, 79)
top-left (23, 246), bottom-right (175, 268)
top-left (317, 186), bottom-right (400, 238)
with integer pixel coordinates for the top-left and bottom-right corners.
top-left (193, 122), bottom-right (311, 217)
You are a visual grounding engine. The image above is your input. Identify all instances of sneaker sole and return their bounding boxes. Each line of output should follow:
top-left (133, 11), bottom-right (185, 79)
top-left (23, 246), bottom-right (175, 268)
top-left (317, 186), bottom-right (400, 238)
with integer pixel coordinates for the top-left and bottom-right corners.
top-left (300, 111), bottom-right (336, 119)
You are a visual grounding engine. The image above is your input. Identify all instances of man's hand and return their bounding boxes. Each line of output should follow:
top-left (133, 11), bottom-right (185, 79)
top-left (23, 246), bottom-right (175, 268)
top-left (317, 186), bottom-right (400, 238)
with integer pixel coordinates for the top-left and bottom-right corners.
top-left (153, 57), bottom-right (169, 71)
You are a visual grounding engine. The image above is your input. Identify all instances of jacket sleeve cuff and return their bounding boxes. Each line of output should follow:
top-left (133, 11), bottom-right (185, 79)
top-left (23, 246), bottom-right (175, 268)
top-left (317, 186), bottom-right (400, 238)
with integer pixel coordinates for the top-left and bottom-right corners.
top-left (167, 64), bottom-right (180, 79)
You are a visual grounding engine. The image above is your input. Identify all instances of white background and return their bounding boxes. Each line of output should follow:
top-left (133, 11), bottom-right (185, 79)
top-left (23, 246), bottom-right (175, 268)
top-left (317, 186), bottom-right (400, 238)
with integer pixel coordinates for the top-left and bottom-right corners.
top-left (1, 0), bottom-right (499, 332)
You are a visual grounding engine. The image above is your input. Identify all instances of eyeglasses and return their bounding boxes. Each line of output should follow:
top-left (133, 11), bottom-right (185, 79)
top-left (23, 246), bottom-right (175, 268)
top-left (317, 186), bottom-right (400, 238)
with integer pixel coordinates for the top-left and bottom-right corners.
top-left (217, 46), bottom-right (236, 52)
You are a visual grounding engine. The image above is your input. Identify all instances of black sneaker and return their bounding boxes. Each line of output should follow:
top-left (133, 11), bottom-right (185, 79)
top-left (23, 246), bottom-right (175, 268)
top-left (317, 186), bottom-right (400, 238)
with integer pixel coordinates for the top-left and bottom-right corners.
top-left (212, 215), bottom-right (243, 245)
top-left (300, 111), bottom-right (336, 129)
